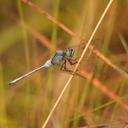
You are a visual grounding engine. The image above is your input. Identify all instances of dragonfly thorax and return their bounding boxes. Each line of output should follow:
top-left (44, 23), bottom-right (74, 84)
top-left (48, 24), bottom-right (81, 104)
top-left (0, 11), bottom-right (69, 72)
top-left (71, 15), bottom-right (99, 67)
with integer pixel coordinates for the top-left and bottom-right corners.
top-left (65, 48), bottom-right (74, 58)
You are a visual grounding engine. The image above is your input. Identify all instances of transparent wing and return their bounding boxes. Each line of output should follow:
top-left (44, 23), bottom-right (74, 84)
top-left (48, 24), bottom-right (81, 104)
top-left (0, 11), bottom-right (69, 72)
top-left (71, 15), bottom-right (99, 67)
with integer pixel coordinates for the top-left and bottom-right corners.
top-left (67, 38), bottom-right (103, 60)
top-left (58, 39), bottom-right (103, 75)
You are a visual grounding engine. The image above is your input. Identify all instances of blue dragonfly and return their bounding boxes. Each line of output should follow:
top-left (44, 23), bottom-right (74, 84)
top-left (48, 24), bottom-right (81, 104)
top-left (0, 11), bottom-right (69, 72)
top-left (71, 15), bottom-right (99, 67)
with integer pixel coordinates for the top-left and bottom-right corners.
top-left (9, 38), bottom-right (100, 85)
top-left (9, 48), bottom-right (78, 85)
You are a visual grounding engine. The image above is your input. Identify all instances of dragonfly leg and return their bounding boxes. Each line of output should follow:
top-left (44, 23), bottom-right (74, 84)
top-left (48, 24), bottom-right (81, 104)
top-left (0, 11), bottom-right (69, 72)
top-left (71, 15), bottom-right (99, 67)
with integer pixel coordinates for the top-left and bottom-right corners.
top-left (67, 58), bottom-right (77, 65)
top-left (63, 69), bottom-right (80, 76)
top-left (60, 59), bottom-right (67, 70)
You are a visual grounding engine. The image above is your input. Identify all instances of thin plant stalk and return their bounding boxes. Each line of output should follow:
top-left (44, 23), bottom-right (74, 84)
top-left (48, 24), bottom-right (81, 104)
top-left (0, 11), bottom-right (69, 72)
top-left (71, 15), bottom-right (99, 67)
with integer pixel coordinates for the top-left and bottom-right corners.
top-left (17, 1), bottom-right (31, 125)
top-left (0, 63), bottom-right (7, 127)
top-left (41, 1), bottom-right (115, 128)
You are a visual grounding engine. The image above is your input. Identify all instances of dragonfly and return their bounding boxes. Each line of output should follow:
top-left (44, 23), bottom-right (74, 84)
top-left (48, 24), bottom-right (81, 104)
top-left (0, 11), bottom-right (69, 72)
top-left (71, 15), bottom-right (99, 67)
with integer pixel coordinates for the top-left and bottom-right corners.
top-left (9, 39), bottom-right (100, 85)
top-left (9, 48), bottom-right (78, 85)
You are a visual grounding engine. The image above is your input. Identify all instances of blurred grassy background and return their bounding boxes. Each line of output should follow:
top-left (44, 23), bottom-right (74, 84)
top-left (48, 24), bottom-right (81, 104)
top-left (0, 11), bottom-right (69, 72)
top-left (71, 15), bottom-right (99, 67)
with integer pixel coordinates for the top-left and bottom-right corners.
top-left (0, 0), bottom-right (128, 128)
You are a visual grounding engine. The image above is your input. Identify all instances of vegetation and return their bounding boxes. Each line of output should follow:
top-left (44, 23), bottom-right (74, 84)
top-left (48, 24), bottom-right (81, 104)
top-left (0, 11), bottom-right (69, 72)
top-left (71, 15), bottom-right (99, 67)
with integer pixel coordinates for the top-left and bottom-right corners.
top-left (0, 0), bottom-right (128, 127)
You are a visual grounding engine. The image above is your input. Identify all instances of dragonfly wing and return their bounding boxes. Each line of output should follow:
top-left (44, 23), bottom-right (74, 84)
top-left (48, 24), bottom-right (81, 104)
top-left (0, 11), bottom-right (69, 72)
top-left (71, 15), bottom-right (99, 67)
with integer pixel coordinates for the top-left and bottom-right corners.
top-left (68, 39), bottom-right (103, 60)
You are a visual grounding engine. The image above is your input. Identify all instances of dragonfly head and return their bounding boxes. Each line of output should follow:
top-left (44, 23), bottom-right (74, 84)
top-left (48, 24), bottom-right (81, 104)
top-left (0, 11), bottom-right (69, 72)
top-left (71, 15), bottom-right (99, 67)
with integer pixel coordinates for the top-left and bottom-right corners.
top-left (66, 48), bottom-right (74, 58)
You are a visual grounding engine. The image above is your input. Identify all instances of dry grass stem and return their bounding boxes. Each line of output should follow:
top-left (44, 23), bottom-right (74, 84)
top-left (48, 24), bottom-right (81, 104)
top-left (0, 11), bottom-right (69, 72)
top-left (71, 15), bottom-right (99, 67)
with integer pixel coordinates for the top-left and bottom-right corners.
top-left (1, 0), bottom-right (128, 128)
top-left (40, 0), bottom-right (115, 127)
top-left (79, 70), bottom-right (128, 110)
top-left (22, 0), bottom-right (128, 79)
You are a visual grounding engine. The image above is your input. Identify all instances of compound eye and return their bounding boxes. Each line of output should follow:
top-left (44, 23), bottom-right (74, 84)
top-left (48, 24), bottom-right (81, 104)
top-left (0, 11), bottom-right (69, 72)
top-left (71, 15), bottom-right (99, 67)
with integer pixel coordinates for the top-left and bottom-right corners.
top-left (69, 48), bottom-right (74, 57)
top-left (66, 48), bottom-right (74, 57)
top-left (71, 49), bottom-right (74, 57)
